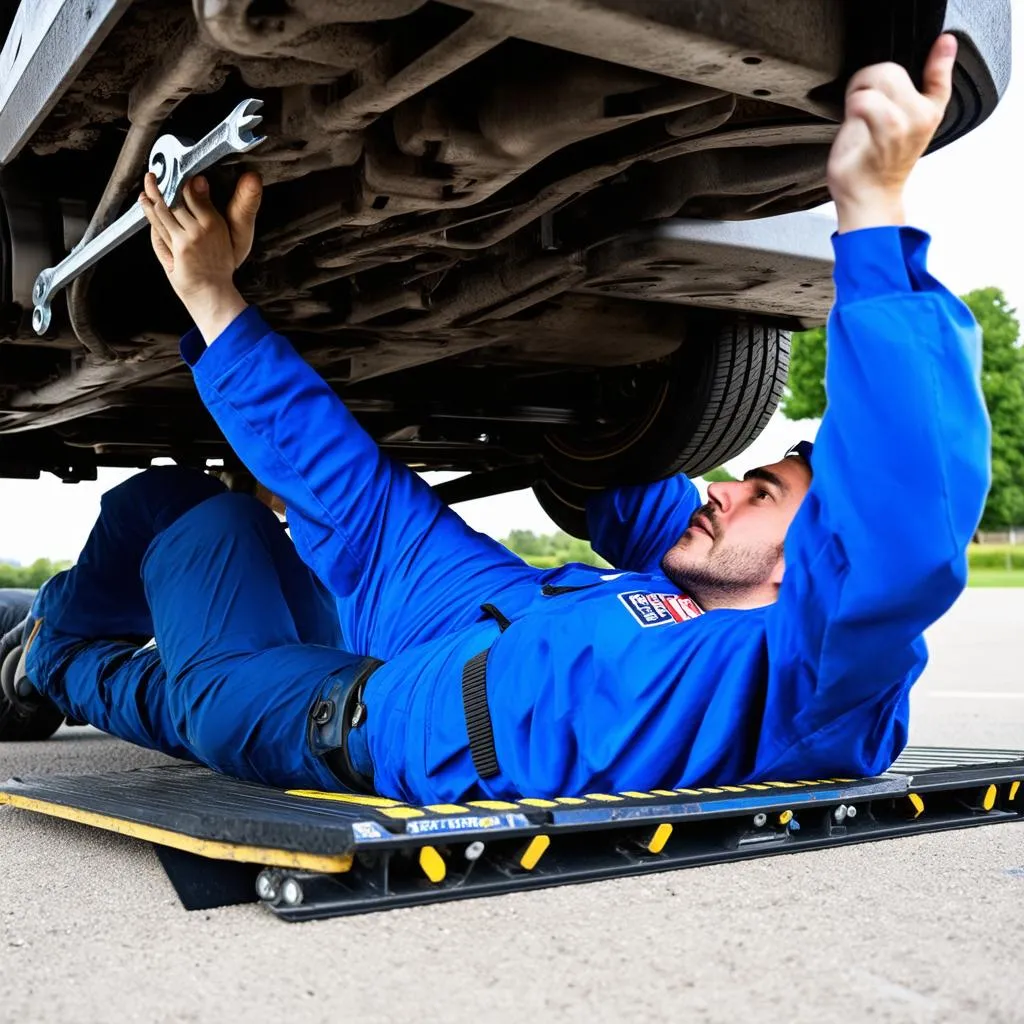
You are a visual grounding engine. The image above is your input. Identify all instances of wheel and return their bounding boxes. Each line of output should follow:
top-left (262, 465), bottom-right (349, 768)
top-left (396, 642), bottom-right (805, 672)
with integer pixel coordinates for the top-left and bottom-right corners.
top-left (536, 318), bottom-right (789, 537)
top-left (533, 476), bottom-right (596, 540)
top-left (542, 317), bottom-right (790, 487)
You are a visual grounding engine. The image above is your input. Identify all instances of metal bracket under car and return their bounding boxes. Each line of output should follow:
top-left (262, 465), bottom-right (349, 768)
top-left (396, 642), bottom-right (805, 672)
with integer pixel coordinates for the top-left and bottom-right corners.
top-left (1, 747), bottom-right (1020, 921)
top-left (582, 212), bottom-right (838, 327)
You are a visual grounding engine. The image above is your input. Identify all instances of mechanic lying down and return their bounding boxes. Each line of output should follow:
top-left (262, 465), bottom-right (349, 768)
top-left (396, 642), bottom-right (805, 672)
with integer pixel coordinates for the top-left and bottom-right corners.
top-left (3, 35), bottom-right (990, 803)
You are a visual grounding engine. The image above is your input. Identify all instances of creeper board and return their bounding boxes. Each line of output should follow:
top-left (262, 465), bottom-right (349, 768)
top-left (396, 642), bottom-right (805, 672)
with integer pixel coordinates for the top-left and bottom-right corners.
top-left (1, 746), bottom-right (1021, 922)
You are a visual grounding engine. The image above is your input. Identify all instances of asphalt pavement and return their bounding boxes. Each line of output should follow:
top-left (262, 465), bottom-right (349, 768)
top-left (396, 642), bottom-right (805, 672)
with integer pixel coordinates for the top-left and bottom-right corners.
top-left (1, 588), bottom-right (1022, 1024)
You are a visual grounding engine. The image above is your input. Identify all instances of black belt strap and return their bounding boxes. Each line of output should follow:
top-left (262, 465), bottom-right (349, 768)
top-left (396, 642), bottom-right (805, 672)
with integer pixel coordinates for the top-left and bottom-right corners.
top-left (462, 647), bottom-right (500, 779)
top-left (319, 657), bottom-right (383, 793)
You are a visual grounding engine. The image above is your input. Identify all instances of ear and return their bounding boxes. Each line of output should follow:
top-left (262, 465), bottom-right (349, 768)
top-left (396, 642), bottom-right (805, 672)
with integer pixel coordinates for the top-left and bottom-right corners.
top-left (769, 552), bottom-right (786, 588)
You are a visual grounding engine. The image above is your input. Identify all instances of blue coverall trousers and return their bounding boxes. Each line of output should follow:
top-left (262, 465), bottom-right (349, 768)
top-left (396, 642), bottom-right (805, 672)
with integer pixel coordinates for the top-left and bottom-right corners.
top-left (26, 466), bottom-right (373, 789)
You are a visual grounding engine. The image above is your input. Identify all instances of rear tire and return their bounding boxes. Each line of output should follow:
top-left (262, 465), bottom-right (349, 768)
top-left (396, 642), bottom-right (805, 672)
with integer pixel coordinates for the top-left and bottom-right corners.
top-left (533, 477), bottom-right (595, 540)
top-left (536, 318), bottom-right (789, 537)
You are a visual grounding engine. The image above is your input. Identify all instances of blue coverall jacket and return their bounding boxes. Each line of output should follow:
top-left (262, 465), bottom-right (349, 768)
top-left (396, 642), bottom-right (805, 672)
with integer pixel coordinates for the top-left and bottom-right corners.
top-left (182, 226), bottom-right (990, 804)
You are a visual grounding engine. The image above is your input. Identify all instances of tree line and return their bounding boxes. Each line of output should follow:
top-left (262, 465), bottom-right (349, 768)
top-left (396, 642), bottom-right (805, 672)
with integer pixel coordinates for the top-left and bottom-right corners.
top-left (0, 559), bottom-right (71, 589)
top-left (501, 530), bottom-right (608, 568)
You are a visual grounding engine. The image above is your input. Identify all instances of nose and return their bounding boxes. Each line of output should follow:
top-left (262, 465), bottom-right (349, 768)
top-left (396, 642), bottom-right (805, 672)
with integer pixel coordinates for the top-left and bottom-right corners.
top-left (706, 480), bottom-right (735, 515)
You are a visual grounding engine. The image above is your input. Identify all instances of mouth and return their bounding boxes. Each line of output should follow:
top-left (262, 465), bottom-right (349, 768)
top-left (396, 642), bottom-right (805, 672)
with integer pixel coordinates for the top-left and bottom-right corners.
top-left (691, 516), bottom-right (714, 541)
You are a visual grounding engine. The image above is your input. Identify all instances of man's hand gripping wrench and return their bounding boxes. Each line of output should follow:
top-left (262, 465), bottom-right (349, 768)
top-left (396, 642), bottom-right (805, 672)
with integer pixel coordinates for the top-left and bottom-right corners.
top-left (31, 97), bottom-right (266, 335)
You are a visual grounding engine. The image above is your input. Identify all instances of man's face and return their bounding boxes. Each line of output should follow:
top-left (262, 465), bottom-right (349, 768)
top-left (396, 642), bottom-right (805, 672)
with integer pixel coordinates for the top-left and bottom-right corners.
top-left (661, 456), bottom-right (812, 609)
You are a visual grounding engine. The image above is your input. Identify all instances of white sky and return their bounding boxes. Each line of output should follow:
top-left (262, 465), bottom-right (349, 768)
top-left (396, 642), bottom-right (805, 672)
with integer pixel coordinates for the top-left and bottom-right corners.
top-left (1, 14), bottom-right (1021, 564)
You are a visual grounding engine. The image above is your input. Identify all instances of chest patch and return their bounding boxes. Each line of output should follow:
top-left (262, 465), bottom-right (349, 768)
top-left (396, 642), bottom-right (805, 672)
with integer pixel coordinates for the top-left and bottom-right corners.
top-left (617, 590), bottom-right (703, 627)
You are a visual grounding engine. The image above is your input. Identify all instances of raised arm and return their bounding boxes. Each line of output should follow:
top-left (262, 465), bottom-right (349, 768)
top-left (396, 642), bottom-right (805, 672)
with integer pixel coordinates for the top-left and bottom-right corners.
top-left (138, 174), bottom-right (524, 602)
top-left (754, 225), bottom-right (987, 778)
top-left (181, 309), bottom-right (528, 598)
top-left (750, 35), bottom-right (990, 777)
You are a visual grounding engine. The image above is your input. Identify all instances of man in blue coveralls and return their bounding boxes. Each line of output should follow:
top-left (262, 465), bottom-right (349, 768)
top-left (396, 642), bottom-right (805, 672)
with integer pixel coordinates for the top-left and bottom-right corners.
top-left (6, 35), bottom-right (990, 804)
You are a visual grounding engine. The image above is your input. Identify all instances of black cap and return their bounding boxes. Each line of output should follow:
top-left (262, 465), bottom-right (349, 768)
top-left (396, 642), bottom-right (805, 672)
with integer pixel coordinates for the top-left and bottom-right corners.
top-left (785, 440), bottom-right (814, 466)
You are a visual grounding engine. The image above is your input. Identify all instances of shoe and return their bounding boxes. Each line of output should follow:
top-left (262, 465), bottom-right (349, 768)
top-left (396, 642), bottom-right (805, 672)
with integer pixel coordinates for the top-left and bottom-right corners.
top-left (0, 613), bottom-right (64, 742)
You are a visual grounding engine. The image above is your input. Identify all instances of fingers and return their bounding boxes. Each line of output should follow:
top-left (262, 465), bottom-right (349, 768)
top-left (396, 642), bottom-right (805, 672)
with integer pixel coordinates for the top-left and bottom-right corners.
top-left (921, 32), bottom-right (957, 112)
top-left (226, 171), bottom-right (263, 267)
top-left (140, 188), bottom-right (173, 252)
top-left (180, 175), bottom-right (219, 229)
top-left (227, 172), bottom-right (263, 223)
top-left (845, 33), bottom-right (956, 119)
top-left (141, 173), bottom-right (180, 241)
top-left (148, 224), bottom-right (174, 275)
top-left (141, 202), bottom-right (175, 276)
top-left (142, 172), bottom-right (198, 235)
top-left (846, 61), bottom-right (913, 107)
top-left (844, 88), bottom-right (910, 142)
top-left (141, 169), bottom-right (262, 289)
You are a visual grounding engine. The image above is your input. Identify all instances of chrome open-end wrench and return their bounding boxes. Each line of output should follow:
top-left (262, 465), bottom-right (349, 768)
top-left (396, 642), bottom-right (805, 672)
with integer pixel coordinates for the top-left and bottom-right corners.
top-left (31, 97), bottom-right (266, 335)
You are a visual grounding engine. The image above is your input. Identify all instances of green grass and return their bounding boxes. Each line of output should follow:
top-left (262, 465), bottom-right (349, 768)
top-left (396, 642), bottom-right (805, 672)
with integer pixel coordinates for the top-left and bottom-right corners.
top-left (968, 568), bottom-right (1024, 587)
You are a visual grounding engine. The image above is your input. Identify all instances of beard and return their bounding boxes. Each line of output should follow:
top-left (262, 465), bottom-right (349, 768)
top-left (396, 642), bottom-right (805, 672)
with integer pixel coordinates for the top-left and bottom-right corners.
top-left (661, 506), bottom-right (783, 609)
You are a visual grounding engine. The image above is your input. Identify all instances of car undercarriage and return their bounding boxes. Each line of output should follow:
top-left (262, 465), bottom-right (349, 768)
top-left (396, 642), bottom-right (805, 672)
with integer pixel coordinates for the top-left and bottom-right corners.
top-left (0, 0), bottom-right (1011, 532)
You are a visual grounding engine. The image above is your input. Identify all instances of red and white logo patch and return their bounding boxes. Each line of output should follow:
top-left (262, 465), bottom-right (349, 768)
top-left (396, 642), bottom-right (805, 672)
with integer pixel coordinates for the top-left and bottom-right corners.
top-left (618, 591), bottom-right (704, 628)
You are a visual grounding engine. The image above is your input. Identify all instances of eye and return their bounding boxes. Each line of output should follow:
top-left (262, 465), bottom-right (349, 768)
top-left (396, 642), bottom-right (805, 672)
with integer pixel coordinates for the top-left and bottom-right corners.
top-left (755, 488), bottom-right (773, 502)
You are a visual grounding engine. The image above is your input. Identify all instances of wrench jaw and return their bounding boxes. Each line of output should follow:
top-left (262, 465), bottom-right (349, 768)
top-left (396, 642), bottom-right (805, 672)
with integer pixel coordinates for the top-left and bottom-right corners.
top-left (146, 99), bottom-right (266, 209)
top-left (235, 121), bottom-right (266, 153)
top-left (230, 97), bottom-right (267, 153)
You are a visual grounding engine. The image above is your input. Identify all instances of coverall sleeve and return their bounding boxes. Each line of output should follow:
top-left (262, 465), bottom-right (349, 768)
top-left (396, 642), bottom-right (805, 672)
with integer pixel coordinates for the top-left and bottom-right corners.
top-left (180, 310), bottom-right (524, 603)
top-left (586, 475), bottom-right (702, 574)
top-left (755, 226), bottom-right (990, 777)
